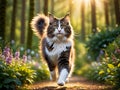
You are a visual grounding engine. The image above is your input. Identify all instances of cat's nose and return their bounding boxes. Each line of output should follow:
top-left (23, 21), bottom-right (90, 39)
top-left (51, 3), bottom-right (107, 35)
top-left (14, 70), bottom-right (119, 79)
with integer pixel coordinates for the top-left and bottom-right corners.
top-left (58, 29), bottom-right (61, 33)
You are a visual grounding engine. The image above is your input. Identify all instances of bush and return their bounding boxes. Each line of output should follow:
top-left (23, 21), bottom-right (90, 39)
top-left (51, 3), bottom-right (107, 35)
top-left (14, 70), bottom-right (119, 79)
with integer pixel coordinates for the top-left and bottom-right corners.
top-left (0, 46), bottom-right (36, 89)
top-left (86, 27), bottom-right (120, 60)
top-left (31, 61), bottom-right (50, 82)
top-left (0, 39), bottom-right (50, 89)
top-left (82, 36), bottom-right (120, 89)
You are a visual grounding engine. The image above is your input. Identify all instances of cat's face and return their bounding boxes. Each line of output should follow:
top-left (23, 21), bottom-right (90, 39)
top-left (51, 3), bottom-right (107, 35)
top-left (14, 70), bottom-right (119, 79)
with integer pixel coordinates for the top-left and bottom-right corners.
top-left (47, 14), bottom-right (73, 41)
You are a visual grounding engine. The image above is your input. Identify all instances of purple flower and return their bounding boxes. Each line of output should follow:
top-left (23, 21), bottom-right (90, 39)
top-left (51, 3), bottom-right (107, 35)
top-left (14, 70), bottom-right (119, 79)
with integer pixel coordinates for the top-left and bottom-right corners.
top-left (15, 51), bottom-right (20, 60)
top-left (4, 47), bottom-right (10, 52)
top-left (22, 55), bottom-right (27, 63)
top-left (6, 55), bottom-right (13, 64)
top-left (27, 49), bottom-right (31, 54)
top-left (3, 47), bottom-right (10, 57)
top-left (115, 48), bottom-right (120, 54)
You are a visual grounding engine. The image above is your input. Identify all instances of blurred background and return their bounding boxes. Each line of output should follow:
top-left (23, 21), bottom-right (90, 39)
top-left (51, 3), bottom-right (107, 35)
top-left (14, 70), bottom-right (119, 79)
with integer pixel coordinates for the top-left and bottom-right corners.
top-left (0, 0), bottom-right (120, 89)
top-left (0, 0), bottom-right (119, 47)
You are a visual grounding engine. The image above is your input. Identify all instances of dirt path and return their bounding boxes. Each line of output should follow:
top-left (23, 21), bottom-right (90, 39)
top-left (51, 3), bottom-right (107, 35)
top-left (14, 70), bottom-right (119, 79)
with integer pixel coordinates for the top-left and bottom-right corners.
top-left (26, 76), bottom-right (113, 90)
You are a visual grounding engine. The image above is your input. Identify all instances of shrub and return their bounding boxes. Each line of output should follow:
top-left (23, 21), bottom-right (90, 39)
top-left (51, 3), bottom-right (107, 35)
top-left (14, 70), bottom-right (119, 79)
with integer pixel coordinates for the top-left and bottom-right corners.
top-left (86, 27), bottom-right (120, 60)
top-left (31, 61), bottom-right (50, 82)
top-left (83, 36), bottom-right (120, 89)
top-left (0, 39), bottom-right (50, 89)
top-left (0, 47), bottom-right (36, 89)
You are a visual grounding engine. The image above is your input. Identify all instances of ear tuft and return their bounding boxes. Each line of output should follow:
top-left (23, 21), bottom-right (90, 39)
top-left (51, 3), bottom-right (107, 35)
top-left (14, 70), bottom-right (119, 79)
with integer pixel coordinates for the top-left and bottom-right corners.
top-left (63, 13), bottom-right (70, 23)
top-left (49, 13), bottom-right (54, 23)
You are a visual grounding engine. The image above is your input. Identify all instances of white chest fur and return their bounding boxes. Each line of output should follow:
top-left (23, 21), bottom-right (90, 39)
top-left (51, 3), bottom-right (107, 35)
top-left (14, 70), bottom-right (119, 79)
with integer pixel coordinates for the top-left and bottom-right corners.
top-left (45, 41), bottom-right (72, 62)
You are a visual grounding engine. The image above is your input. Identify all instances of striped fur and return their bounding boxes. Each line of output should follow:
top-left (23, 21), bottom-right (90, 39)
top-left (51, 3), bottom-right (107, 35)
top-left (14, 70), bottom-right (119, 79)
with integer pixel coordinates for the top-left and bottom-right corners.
top-left (31, 13), bottom-right (75, 86)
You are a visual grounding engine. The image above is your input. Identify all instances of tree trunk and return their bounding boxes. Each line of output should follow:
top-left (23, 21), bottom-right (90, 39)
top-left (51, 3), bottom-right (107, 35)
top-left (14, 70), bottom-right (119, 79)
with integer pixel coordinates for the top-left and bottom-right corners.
top-left (35, 0), bottom-right (40, 14)
top-left (81, 0), bottom-right (85, 41)
top-left (51, 0), bottom-right (54, 14)
top-left (114, 0), bottom-right (120, 26)
top-left (91, 0), bottom-right (97, 33)
top-left (20, 0), bottom-right (26, 44)
top-left (110, 0), bottom-right (115, 27)
top-left (44, 0), bottom-right (48, 15)
top-left (10, 0), bottom-right (17, 41)
top-left (103, 0), bottom-right (109, 28)
top-left (27, 0), bottom-right (34, 49)
top-left (0, 0), bottom-right (6, 40)
top-left (69, 0), bottom-right (72, 20)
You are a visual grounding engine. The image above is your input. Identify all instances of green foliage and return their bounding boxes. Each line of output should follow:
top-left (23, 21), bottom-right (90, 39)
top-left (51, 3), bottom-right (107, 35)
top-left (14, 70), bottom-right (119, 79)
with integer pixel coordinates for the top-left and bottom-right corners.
top-left (32, 63), bottom-right (49, 82)
top-left (0, 40), bottom-right (49, 89)
top-left (74, 40), bottom-right (88, 75)
top-left (86, 27), bottom-right (120, 60)
top-left (0, 59), bottom-right (36, 89)
top-left (81, 35), bottom-right (120, 89)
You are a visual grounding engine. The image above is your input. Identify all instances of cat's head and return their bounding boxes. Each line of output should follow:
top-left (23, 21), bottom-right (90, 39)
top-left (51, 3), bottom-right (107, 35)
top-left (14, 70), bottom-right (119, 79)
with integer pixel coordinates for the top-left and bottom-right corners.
top-left (47, 14), bottom-right (73, 42)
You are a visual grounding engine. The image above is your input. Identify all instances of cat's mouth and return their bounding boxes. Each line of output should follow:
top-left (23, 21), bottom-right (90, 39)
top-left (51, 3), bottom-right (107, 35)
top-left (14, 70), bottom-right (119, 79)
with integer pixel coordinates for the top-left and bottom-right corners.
top-left (56, 33), bottom-right (64, 37)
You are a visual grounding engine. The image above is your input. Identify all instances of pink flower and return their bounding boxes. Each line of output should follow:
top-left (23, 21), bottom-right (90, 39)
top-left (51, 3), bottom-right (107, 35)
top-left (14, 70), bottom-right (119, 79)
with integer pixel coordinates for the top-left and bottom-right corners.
top-left (6, 55), bottom-right (13, 64)
top-left (22, 55), bottom-right (27, 63)
top-left (34, 62), bottom-right (40, 68)
top-left (3, 47), bottom-right (10, 57)
top-left (15, 51), bottom-right (20, 60)
top-left (115, 48), bottom-right (120, 54)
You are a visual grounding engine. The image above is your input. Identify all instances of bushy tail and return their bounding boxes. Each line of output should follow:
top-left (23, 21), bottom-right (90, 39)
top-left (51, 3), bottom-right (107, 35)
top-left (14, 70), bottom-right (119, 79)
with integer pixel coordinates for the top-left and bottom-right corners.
top-left (31, 14), bottom-right (49, 37)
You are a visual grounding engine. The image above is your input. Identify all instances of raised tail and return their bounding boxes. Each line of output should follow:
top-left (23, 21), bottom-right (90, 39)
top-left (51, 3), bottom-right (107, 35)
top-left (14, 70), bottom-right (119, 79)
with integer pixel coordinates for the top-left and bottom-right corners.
top-left (31, 14), bottom-right (49, 37)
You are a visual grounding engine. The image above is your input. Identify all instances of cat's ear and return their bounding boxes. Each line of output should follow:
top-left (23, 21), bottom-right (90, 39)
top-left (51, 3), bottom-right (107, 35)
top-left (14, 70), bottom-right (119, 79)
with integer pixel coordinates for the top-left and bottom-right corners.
top-left (63, 14), bottom-right (70, 24)
top-left (64, 13), bottom-right (70, 22)
top-left (49, 13), bottom-right (54, 23)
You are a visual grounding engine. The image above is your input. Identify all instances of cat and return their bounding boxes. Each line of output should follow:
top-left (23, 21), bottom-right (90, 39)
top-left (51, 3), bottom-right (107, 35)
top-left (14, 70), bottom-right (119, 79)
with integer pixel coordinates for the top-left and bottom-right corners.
top-left (31, 13), bottom-right (75, 86)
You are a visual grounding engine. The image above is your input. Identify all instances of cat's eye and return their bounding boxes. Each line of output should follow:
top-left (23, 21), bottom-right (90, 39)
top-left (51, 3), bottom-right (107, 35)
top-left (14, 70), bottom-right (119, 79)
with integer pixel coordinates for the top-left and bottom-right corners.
top-left (66, 22), bottom-right (69, 25)
top-left (60, 24), bottom-right (64, 28)
top-left (49, 23), bottom-right (52, 25)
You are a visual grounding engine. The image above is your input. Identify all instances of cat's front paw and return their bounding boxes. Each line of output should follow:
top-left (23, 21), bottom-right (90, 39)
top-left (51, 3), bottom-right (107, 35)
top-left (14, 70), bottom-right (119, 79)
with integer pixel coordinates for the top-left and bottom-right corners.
top-left (57, 68), bottom-right (68, 86)
top-left (57, 80), bottom-right (65, 86)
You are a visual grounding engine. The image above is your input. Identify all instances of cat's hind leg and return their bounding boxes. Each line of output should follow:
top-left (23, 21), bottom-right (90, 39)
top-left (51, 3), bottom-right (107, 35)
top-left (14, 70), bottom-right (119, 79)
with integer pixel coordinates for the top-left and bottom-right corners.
top-left (50, 68), bottom-right (57, 81)
top-left (47, 62), bottom-right (57, 81)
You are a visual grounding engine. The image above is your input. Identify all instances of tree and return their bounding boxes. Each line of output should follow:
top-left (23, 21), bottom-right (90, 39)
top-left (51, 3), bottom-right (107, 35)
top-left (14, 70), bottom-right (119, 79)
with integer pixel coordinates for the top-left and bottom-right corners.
top-left (109, 0), bottom-right (115, 27)
top-left (81, 0), bottom-right (85, 41)
top-left (27, 0), bottom-right (34, 49)
top-left (51, 0), bottom-right (54, 14)
top-left (69, 0), bottom-right (73, 20)
top-left (10, 0), bottom-right (17, 41)
top-left (35, 0), bottom-right (40, 14)
top-left (20, 0), bottom-right (26, 44)
top-left (0, 0), bottom-right (6, 40)
top-left (91, 0), bottom-right (97, 33)
top-left (103, 0), bottom-right (109, 28)
top-left (114, 0), bottom-right (120, 26)
top-left (44, 0), bottom-right (48, 15)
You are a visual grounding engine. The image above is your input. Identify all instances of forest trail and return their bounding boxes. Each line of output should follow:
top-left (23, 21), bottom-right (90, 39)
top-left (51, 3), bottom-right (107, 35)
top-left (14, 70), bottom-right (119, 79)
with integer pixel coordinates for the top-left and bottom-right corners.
top-left (26, 76), bottom-right (113, 90)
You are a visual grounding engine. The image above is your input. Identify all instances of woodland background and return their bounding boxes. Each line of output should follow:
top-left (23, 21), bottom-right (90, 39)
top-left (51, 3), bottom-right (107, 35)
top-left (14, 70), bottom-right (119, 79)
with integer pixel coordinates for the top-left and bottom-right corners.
top-left (0, 0), bottom-right (120, 89)
top-left (0, 0), bottom-right (120, 48)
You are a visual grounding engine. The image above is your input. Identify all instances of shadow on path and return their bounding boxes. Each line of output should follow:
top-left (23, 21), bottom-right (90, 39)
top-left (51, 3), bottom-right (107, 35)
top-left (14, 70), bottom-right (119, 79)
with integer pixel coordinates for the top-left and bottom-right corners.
top-left (26, 76), bottom-right (113, 90)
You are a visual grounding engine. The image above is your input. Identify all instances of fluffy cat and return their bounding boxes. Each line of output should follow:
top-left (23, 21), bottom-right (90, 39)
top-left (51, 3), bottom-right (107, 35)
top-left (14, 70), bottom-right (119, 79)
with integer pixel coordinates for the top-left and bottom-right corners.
top-left (31, 13), bottom-right (75, 86)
